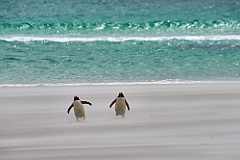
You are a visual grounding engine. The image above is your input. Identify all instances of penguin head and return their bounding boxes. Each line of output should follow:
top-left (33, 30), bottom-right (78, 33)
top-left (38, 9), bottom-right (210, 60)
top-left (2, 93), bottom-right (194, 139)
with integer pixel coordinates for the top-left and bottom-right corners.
top-left (118, 92), bottom-right (124, 97)
top-left (74, 96), bottom-right (80, 101)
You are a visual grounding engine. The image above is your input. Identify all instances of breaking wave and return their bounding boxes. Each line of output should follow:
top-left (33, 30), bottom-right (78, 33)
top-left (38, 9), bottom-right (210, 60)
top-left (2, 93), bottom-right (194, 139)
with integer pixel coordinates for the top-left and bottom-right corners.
top-left (1, 20), bottom-right (240, 32)
top-left (1, 35), bottom-right (240, 42)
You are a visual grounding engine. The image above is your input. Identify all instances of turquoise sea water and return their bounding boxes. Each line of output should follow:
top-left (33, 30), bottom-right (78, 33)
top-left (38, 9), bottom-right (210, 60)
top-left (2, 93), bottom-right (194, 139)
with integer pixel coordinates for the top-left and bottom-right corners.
top-left (1, 0), bottom-right (240, 86)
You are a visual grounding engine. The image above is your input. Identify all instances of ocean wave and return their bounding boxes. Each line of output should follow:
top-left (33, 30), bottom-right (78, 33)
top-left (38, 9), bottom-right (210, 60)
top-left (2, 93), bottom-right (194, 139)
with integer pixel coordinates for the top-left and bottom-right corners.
top-left (0, 20), bottom-right (239, 32)
top-left (1, 35), bottom-right (240, 42)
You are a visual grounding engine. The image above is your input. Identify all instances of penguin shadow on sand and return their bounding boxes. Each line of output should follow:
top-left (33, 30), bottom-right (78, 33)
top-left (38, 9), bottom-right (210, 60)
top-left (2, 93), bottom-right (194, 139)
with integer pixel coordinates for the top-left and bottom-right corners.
top-left (109, 92), bottom-right (130, 118)
top-left (67, 96), bottom-right (92, 121)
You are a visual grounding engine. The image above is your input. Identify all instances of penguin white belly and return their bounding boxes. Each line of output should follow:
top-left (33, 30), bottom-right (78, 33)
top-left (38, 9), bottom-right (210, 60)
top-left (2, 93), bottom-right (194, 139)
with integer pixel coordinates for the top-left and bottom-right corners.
top-left (115, 97), bottom-right (126, 117)
top-left (74, 101), bottom-right (85, 120)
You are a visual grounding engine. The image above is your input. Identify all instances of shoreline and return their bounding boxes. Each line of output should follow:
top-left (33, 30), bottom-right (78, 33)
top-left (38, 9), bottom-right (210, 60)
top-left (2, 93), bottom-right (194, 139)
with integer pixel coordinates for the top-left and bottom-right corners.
top-left (1, 79), bottom-right (240, 88)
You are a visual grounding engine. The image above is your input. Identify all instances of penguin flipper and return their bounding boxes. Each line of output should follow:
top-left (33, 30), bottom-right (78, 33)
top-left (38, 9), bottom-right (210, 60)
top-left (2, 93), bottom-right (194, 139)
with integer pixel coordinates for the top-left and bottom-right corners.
top-left (81, 101), bottom-right (92, 106)
top-left (67, 103), bottom-right (74, 114)
top-left (125, 99), bottom-right (130, 111)
top-left (109, 99), bottom-right (116, 108)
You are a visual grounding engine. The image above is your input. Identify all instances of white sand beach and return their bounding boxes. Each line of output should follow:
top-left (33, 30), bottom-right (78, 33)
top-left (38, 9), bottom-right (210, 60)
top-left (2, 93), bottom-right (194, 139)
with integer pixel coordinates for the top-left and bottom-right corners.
top-left (0, 83), bottom-right (240, 160)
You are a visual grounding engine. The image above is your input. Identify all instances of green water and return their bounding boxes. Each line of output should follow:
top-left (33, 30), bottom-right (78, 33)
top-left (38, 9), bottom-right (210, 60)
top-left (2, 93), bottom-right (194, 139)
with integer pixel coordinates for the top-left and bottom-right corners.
top-left (0, 0), bottom-right (240, 85)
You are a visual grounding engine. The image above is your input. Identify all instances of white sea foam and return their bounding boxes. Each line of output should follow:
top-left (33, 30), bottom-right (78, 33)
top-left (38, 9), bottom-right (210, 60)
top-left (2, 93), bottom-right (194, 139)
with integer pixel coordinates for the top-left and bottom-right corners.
top-left (1, 80), bottom-right (240, 88)
top-left (1, 35), bottom-right (240, 42)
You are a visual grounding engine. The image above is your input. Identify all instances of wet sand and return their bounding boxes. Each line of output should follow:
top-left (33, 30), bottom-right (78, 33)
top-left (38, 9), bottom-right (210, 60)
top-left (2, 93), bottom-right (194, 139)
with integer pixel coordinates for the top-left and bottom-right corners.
top-left (0, 83), bottom-right (240, 160)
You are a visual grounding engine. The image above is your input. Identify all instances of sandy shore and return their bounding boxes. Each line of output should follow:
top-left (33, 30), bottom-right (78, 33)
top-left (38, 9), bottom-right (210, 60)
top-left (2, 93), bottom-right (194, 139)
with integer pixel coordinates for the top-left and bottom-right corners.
top-left (0, 83), bottom-right (240, 160)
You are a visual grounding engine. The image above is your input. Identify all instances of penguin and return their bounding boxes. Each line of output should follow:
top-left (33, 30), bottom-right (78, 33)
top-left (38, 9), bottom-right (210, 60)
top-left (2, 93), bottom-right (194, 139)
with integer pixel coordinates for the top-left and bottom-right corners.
top-left (109, 92), bottom-right (130, 118)
top-left (67, 96), bottom-right (92, 121)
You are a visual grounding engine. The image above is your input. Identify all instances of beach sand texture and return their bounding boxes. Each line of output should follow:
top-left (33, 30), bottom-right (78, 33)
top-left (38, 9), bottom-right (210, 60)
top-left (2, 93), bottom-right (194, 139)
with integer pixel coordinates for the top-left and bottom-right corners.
top-left (0, 84), bottom-right (240, 160)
